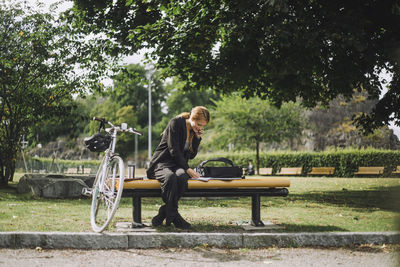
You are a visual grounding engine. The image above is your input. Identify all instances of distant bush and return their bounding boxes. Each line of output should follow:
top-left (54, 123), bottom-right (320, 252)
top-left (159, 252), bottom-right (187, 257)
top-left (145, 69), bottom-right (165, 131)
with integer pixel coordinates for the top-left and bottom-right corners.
top-left (190, 148), bottom-right (400, 177)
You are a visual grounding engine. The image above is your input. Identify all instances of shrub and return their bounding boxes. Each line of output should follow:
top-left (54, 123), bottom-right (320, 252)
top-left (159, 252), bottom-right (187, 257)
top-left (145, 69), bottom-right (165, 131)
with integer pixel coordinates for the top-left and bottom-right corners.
top-left (190, 148), bottom-right (400, 177)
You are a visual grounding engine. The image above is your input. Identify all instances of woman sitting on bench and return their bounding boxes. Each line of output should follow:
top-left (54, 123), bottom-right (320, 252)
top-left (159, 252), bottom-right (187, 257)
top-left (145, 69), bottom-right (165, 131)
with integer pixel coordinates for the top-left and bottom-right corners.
top-left (146, 106), bottom-right (210, 229)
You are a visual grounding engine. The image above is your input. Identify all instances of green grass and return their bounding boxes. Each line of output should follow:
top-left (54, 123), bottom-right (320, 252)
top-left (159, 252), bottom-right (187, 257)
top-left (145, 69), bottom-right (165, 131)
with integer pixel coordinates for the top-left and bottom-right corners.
top-left (1, 174), bottom-right (399, 232)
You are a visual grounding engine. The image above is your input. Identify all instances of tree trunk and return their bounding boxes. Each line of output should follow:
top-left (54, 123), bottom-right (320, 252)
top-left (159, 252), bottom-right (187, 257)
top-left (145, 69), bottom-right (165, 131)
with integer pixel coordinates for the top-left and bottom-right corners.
top-left (0, 158), bottom-right (14, 188)
top-left (0, 165), bottom-right (7, 187)
top-left (0, 142), bottom-right (17, 188)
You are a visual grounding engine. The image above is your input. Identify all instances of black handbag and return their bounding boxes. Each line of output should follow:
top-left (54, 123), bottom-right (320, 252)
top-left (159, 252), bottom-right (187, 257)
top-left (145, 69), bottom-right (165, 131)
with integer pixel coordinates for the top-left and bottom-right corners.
top-left (196, 157), bottom-right (244, 178)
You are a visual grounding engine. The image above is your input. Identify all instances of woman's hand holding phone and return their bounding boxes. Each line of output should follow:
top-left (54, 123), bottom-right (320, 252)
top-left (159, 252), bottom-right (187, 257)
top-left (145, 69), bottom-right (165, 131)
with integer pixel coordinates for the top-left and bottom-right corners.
top-left (195, 129), bottom-right (204, 138)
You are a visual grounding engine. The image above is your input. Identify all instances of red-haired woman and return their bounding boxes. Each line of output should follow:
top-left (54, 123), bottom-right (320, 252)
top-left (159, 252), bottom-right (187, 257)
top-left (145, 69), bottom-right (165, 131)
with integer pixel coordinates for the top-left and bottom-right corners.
top-left (146, 106), bottom-right (210, 229)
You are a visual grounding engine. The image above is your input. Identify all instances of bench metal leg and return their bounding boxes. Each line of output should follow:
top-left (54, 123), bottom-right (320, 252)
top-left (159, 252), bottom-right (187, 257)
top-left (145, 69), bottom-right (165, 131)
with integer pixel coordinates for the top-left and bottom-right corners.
top-left (251, 194), bottom-right (265, 226)
top-left (132, 196), bottom-right (145, 228)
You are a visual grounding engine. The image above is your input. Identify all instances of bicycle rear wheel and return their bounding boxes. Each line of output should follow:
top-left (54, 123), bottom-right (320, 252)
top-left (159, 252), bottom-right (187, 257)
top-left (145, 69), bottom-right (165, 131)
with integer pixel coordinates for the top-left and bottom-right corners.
top-left (90, 155), bottom-right (125, 233)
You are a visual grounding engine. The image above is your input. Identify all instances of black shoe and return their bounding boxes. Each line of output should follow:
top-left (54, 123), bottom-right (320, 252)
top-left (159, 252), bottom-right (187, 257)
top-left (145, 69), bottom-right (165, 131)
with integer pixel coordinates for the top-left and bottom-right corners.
top-left (152, 205), bottom-right (166, 227)
top-left (173, 213), bottom-right (191, 229)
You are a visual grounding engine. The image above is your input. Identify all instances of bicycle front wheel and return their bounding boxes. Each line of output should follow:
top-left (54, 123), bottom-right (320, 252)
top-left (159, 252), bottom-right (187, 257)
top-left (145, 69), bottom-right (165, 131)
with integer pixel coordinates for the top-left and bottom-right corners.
top-left (90, 155), bottom-right (125, 233)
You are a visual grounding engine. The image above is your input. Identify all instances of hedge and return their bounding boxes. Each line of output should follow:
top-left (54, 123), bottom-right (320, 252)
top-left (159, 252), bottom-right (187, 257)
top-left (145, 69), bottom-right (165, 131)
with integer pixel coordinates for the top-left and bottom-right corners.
top-left (16, 149), bottom-right (400, 177)
top-left (189, 149), bottom-right (400, 177)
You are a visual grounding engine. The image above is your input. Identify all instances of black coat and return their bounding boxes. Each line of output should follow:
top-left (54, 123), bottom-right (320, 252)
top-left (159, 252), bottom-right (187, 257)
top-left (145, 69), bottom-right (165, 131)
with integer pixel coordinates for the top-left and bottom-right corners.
top-left (146, 117), bottom-right (201, 178)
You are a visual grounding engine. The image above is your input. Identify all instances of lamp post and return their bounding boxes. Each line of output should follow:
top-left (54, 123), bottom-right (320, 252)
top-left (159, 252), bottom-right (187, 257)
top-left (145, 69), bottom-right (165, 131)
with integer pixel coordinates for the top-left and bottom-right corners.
top-left (21, 135), bottom-right (28, 173)
top-left (135, 134), bottom-right (138, 166)
top-left (146, 65), bottom-right (155, 164)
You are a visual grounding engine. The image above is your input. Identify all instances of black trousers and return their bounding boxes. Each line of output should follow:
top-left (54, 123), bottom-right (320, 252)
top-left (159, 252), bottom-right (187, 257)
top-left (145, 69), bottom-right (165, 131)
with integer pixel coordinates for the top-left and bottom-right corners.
top-left (154, 163), bottom-right (189, 223)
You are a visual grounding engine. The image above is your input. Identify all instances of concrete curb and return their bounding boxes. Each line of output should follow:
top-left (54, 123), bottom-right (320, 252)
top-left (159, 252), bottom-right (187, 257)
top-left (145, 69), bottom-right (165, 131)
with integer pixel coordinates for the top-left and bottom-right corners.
top-left (0, 232), bottom-right (399, 249)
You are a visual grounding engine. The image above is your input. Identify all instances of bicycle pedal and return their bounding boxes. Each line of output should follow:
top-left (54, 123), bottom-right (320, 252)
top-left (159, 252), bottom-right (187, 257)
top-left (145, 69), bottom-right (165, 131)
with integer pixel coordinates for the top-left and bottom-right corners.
top-left (82, 187), bottom-right (93, 196)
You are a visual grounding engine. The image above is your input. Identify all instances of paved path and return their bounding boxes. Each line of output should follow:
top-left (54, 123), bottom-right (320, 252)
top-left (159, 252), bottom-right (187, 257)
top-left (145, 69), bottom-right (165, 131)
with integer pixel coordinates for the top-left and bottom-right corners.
top-left (0, 247), bottom-right (398, 267)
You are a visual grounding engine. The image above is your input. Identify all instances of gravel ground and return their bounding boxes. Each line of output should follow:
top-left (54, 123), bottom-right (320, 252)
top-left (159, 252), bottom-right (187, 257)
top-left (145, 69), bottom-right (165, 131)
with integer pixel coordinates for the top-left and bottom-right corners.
top-left (0, 246), bottom-right (399, 267)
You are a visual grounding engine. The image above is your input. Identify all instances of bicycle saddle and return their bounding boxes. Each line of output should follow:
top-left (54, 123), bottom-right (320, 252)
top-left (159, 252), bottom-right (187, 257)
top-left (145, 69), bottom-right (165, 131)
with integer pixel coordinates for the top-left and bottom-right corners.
top-left (84, 133), bottom-right (111, 152)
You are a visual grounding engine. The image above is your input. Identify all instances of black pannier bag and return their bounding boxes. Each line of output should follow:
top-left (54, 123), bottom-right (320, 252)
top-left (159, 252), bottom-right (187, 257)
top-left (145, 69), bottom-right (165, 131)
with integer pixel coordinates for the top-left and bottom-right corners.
top-left (84, 119), bottom-right (111, 152)
top-left (84, 133), bottom-right (111, 152)
top-left (195, 157), bottom-right (244, 178)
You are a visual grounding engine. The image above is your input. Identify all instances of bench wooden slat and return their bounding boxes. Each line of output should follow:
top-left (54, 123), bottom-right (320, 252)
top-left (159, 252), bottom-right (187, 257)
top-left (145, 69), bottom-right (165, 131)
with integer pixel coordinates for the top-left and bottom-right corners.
top-left (65, 168), bottom-right (77, 174)
top-left (392, 166), bottom-right (400, 174)
top-left (83, 168), bottom-right (91, 174)
top-left (276, 167), bottom-right (302, 176)
top-left (121, 177), bottom-right (290, 190)
top-left (308, 167), bottom-right (335, 175)
top-left (354, 166), bottom-right (384, 175)
top-left (258, 168), bottom-right (273, 175)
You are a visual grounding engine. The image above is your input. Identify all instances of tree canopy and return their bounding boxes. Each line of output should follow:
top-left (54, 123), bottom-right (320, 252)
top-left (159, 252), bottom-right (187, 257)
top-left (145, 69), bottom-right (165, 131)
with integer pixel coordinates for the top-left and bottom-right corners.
top-left (83, 64), bottom-right (159, 157)
top-left (152, 78), bottom-right (220, 134)
top-left (109, 64), bottom-right (166, 129)
top-left (0, 2), bottom-right (116, 185)
top-left (30, 98), bottom-right (91, 144)
top-left (70, 0), bottom-right (400, 132)
top-left (207, 94), bottom-right (306, 172)
top-left (308, 92), bottom-right (400, 150)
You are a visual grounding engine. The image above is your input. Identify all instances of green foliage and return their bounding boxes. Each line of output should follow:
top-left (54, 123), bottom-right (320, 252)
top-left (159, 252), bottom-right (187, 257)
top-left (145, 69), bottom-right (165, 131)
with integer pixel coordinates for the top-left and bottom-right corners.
top-left (164, 78), bottom-right (220, 116)
top-left (87, 100), bottom-right (139, 157)
top-left (110, 64), bottom-right (167, 129)
top-left (87, 99), bottom-right (120, 133)
top-left (0, 2), bottom-right (117, 185)
top-left (154, 77), bottom-right (221, 137)
top-left (190, 148), bottom-right (400, 177)
top-left (307, 92), bottom-right (400, 150)
top-left (86, 64), bottom-right (168, 156)
top-left (203, 95), bottom-right (307, 170)
top-left (29, 97), bottom-right (93, 144)
top-left (207, 95), bottom-right (306, 148)
top-left (70, 0), bottom-right (400, 132)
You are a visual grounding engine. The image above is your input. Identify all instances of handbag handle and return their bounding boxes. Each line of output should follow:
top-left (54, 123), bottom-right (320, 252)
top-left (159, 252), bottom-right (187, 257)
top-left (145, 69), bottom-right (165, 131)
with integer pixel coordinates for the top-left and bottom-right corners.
top-left (199, 157), bottom-right (235, 167)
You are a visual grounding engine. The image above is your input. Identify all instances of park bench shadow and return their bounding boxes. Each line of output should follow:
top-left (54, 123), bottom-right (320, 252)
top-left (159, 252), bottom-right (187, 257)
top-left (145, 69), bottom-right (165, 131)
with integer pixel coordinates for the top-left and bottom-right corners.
top-left (290, 185), bottom-right (400, 212)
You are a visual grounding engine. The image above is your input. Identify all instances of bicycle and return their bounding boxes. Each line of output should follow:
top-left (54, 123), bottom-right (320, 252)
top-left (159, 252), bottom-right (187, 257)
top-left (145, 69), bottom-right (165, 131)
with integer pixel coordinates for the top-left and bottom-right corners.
top-left (83, 117), bottom-right (142, 233)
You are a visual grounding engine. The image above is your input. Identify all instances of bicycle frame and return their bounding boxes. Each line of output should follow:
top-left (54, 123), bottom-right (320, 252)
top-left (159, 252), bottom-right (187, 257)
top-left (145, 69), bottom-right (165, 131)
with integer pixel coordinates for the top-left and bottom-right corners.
top-left (84, 117), bottom-right (143, 232)
top-left (98, 125), bottom-right (118, 194)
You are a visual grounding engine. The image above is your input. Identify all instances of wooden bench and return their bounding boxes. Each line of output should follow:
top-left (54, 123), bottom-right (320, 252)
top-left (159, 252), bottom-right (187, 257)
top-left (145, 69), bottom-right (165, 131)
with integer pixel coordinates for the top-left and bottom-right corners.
top-left (354, 166), bottom-right (384, 176)
top-left (83, 168), bottom-right (91, 174)
top-left (65, 167), bottom-right (78, 174)
top-left (308, 167), bottom-right (335, 176)
top-left (276, 167), bottom-right (302, 176)
top-left (258, 168), bottom-right (273, 176)
top-left (122, 178), bottom-right (290, 227)
top-left (392, 166), bottom-right (400, 174)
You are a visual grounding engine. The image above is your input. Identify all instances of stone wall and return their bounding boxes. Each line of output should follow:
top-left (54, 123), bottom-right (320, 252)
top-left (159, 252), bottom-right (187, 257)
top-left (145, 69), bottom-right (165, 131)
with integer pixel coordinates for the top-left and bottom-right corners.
top-left (17, 174), bottom-right (95, 198)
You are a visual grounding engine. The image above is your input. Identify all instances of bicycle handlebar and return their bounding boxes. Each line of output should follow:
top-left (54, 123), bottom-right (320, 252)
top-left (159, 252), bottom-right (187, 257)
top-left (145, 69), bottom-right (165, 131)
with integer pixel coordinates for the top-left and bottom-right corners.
top-left (128, 127), bottom-right (143, 136)
top-left (93, 117), bottom-right (143, 136)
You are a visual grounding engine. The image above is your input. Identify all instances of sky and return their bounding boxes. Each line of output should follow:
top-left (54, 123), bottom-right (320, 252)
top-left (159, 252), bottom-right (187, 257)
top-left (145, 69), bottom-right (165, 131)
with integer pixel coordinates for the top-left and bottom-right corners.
top-left (20, 0), bottom-right (400, 137)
